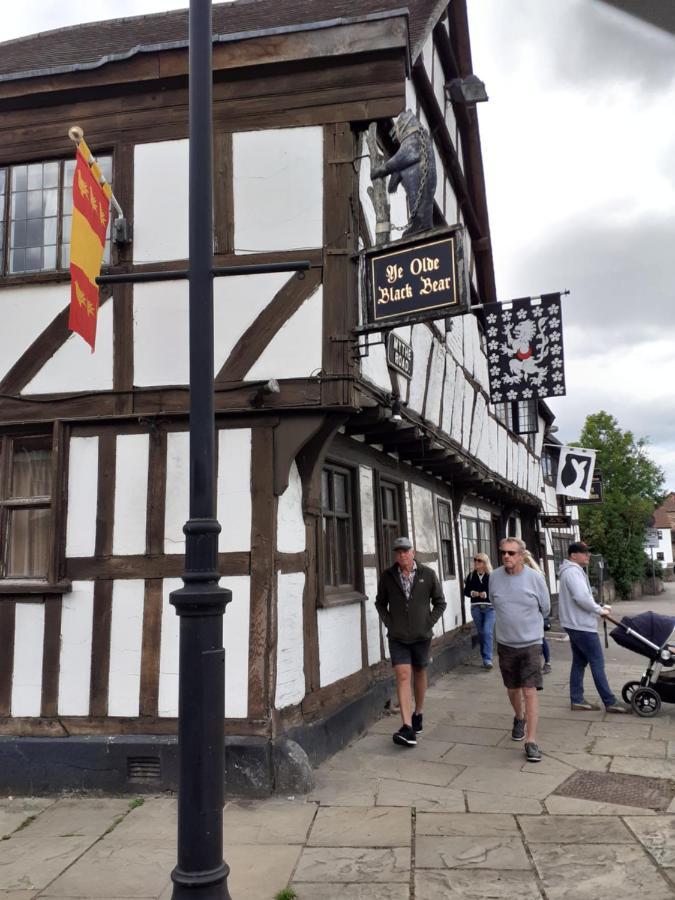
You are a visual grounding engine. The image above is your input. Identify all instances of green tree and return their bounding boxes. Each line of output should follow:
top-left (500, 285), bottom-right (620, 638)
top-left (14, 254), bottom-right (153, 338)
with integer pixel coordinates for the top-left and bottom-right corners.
top-left (575, 411), bottom-right (665, 599)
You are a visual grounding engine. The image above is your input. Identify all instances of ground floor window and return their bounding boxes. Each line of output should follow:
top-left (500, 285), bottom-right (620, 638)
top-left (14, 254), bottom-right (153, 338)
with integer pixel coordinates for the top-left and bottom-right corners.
top-left (460, 514), bottom-right (495, 575)
top-left (321, 462), bottom-right (363, 601)
top-left (437, 500), bottom-right (455, 579)
top-left (378, 477), bottom-right (406, 570)
top-left (551, 533), bottom-right (568, 576)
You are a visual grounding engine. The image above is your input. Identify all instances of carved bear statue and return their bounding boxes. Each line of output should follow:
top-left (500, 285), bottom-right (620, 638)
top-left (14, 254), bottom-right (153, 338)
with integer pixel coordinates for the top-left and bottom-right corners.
top-left (370, 109), bottom-right (437, 236)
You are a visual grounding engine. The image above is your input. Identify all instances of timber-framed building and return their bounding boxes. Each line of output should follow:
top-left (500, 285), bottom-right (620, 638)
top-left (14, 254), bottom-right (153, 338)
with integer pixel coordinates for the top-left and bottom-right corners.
top-left (0, 0), bottom-right (557, 792)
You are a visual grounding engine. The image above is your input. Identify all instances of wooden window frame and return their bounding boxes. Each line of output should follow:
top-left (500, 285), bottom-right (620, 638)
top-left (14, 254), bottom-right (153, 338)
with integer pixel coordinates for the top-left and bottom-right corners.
top-left (0, 154), bottom-right (113, 280)
top-left (460, 512), bottom-right (496, 575)
top-left (437, 499), bottom-right (456, 580)
top-left (318, 460), bottom-right (365, 608)
top-left (0, 425), bottom-right (69, 595)
top-left (551, 532), bottom-right (569, 577)
top-left (375, 473), bottom-right (407, 574)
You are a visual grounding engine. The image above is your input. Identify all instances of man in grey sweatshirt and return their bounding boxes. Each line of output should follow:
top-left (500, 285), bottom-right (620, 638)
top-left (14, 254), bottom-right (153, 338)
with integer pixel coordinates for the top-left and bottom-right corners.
top-left (489, 537), bottom-right (551, 763)
top-left (558, 541), bottom-right (629, 713)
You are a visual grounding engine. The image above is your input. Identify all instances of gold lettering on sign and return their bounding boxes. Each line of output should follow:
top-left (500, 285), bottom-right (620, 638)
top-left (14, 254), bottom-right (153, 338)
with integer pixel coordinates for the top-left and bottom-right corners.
top-left (410, 256), bottom-right (440, 276)
top-left (420, 275), bottom-right (453, 295)
top-left (386, 264), bottom-right (404, 284)
top-left (378, 285), bottom-right (413, 304)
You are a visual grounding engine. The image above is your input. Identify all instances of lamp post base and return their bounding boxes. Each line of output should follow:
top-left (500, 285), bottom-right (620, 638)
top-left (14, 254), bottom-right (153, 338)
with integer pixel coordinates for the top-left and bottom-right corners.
top-left (171, 862), bottom-right (231, 899)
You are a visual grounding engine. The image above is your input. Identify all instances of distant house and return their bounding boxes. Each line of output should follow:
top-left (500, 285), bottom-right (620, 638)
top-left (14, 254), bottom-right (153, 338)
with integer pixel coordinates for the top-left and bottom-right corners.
top-left (650, 495), bottom-right (675, 578)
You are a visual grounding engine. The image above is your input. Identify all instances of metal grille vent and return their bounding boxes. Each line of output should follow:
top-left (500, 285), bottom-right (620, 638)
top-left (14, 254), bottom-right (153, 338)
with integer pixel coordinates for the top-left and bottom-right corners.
top-left (553, 770), bottom-right (675, 811)
top-left (127, 756), bottom-right (161, 781)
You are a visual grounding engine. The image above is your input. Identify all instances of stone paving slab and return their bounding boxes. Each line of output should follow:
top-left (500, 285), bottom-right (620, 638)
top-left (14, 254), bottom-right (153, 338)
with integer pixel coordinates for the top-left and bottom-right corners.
top-left (222, 844), bottom-right (302, 900)
top-left (36, 838), bottom-right (175, 898)
top-left (344, 733), bottom-right (454, 762)
top-left (416, 812), bottom-right (516, 836)
top-left (466, 792), bottom-right (543, 815)
top-left (518, 815), bottom-right (634, 843)
top-left (220, 798), bottom-right (316, 844)
top-left (0, 798), bottom-right (56, 840)
top-left (529, 842), bottom-right (675, 899)
top-left (544, 795), bottom-right (657, 816)
top-left (425, 724), bottom-right (508, 746)
top-left (415, 869), bottom-right (543, 899)
top-left (497, 731), bottom-right (594, 754)
top-left (0, 835), bottom-right (97, 892)
top-left (96, 798), bottom-right (175, 844)
top-left (592, 736), bottom-right (668, 758)
top-left (293, 884), bottom-right (409, 899)
top-left (327, 750), bottom-right (462, 786)
top-left (376, 778), bottom-right (465, 811)
top-left (440, 743), bottom-right (535, 771)
top-left (293, 847), bottom-right (410, 883)
top-left (308, 771), bottom-right (379, 807)
top-left (416, 834), bottom-right (530, 870)
top-left (587, 721), bottom-right (655, 739)
top-left (307, 807), bottom-right (410, 847)
top-left (449, 766), bottom-right (567, 799)
top-left (610, 757), bottom-right (675, 779)
top-left (546, 751), bottom-right (612, 772)
top-left (9, 798), bottom-right (130, 840)
top-left (624, 816), bottom-right (675, 866)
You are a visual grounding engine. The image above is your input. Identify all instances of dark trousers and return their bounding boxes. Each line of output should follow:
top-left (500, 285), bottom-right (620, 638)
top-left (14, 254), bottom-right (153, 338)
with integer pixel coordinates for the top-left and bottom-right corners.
top-left (565, 627), bottom-right (616, 707)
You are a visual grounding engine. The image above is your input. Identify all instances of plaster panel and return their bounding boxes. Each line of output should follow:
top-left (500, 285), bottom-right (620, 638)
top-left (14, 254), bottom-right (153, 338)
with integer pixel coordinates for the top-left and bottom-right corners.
top-left (422, 36), bottom-right (434, 84)
top-left (164, 431), bottom-right (189, 554)
top-left (487, 416), bottom-right (499, 473)
top-left (277, 461), bottom-right (305, 554)
top-left (433, 145), bottom-right (444, 214)
top-left (441, 356), bottom-right (456, 436)
top-left (447, 316), bottom-right (463, 367)
top-left (470, 393), bottom-right (487, 459)
top-left (218, 428), bottom-right (252, 552)
top-left (158, 578), bottom-right (181, 718)
top-left (424, 558), bottom-right (444, 637)
top-left (0, 284), bottom-right (70, 384)
top-left (433, 50), bottom-right (445, 114)
top-left (245, 285), bottom-right (322, 381)
top-left (222, 575), bottom-right (250, 718)
top-left (23, 301), bottom-right (113, 394)
top-left (233, 127), bottom-right (323, 253)
top-left (134, 140), bottom-right (189, 262)
top-left (113, 434), bottom-right (149, 555)
top-left (317, 604), bottom-right (362, 687)
top-left (477, 402), bottom-right (491, 467)
top-left (462, 315), bottom-right (476, 379)
top-left (442, 578), bottom-right (463, 633)
top-left (275, 572), bottom-right (306, 709)
top-left (445, 180), bottom-right (459, 225)
top-left (408, 325), bottom-right (433, 414)
top-left (58, 582), bottom-right (94, 716)
top-left (462, 383), bottom-right (475, 451)
top-left (497, 425), bottom-right (507, 479)
top-left (359, 467), bottom-right (376, 555)
top-left (450, 368), bottom-right (465, 445)
top-left (405, 77), bottom-right (418, 115)
top-left (66, 436), bottom-right (98, 558)
top-left (11, 602), bottom-right (44, 717)
top-left (360, 341), bottom-right (392, 393)
top-left (424, 340), bottom-right (445, 426)
top-left (358, 136), bottom-right (376, 248)
top-left (411, 483), bottom-right (437, 553)
top-left (363, 567), bottom-right (382, 666)
top-left (108, 580), bottom-right (144, 717)
top-left (445, 99), bottom-right (458, 151)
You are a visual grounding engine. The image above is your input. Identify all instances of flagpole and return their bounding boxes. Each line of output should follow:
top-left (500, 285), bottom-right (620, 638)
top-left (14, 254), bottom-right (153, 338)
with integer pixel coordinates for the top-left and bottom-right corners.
top-left (469, 289), bottom-right (570, 312)
top-left (68, 126), bottom-right (124, 217)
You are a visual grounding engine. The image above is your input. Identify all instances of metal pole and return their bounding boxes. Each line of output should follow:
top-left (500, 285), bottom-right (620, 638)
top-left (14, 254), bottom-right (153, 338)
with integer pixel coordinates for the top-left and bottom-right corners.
top-left (170, 1), bottom-right (231, 898)
top-left (651, 546), bottom-right (657, 596)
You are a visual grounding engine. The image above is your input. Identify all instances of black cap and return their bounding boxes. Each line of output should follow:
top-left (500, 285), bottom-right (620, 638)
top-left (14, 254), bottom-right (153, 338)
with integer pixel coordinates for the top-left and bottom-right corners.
top-left (569, 541), bottom-right (592, 555)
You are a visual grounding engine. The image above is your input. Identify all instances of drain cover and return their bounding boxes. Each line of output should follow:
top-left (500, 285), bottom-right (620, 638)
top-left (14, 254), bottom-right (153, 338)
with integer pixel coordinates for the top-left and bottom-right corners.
top-left (553, 771), bottom-right (675, 811)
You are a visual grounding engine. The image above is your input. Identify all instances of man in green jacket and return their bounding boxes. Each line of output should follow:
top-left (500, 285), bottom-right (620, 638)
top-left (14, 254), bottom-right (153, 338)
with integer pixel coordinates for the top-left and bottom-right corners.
top-left (375, 536), bottom-right (447, 746)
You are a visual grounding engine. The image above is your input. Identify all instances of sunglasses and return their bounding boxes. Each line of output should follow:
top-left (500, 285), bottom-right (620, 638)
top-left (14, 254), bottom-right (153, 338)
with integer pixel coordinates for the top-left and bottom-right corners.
top-left (473, 558), bottom-right (484, 562)
top-left (501, 549), bottom-right (519, 556)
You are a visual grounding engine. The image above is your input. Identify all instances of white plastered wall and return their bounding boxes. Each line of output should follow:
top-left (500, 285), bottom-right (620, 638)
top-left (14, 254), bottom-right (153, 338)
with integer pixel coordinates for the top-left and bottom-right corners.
top-left (58, 582), bottom-right (94, 715)
top-left (233, 127), bottom-right (323, 253)
top-left (66, 436), bottom-right (99, 558)
top-left (11, 602), bottom-right (45, 717)
top-left (0, 284), bottom-right (69, 383)
top-left (134, 140), bottom-right (189, 262)
top-left (164, 431), bottom-right (190, 554)
top-left (275, 571), bottom-right (306, 709)
top-left (317, 604), bottom-right (362, 687)
top-left (113, 434), bottom-right (149, 555)
top-left (217, 428), bottom-right (252, 552)
top-left (108, 579), bottom-right (145, 717)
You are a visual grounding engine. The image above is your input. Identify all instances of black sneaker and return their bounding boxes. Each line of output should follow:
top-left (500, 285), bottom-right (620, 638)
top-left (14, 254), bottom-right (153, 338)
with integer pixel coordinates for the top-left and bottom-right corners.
top-left (412, 712), bottom-right (423, 734)
top-left (393, 724), bottom-right (417, 747)
top-left (511, 717), bottom-right (526, 741)
top-left (525, 742), bottom-right (542, 763)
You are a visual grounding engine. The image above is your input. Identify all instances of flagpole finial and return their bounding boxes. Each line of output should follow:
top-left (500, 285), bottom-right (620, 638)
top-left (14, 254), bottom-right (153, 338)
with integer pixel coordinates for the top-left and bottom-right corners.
top-left (68, 125), bottom-right (84, 143)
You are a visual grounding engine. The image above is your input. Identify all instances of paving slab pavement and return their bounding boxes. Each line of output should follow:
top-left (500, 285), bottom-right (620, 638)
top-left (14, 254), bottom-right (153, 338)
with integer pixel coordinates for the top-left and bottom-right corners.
top-left (1, 592), bottom-right (673, 899)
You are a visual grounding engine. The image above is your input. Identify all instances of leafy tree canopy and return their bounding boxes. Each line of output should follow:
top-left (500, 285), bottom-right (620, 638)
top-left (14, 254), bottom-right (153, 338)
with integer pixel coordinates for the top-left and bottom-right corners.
top-left (574, 411), bottom-right (665, 599)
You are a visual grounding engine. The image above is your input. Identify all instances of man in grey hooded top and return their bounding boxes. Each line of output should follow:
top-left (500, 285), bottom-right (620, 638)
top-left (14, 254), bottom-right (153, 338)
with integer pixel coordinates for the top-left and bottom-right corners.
top-left (558, 541), bottom-right (629, 713)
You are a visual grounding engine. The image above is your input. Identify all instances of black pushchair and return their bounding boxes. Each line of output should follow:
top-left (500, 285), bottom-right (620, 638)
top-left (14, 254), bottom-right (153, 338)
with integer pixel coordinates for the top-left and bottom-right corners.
top-left (608, 611), bottom-right (675, 717)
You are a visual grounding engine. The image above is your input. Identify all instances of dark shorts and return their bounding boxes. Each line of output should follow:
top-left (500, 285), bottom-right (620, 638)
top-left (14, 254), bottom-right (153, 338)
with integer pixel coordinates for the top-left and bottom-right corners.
top-left (497, 642), bottom-right (543, 690)
top-left (388, 638), bottom-right (431, 668)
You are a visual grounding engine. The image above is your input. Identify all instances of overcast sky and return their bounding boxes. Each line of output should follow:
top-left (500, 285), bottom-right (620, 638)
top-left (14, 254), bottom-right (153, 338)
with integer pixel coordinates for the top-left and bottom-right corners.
top-left (3, 1), bottom-right (674, 485)
top-left (467, 0), bottom-right (675, 488)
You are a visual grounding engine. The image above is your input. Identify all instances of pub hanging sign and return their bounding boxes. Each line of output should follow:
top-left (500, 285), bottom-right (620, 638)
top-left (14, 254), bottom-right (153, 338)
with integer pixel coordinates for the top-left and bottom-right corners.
top-left (363, 227), bottom-right (468, 331)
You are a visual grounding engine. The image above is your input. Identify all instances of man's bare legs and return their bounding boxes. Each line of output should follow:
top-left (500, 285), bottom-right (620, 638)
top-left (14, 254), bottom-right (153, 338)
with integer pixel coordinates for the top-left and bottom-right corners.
top-left (394, 664), bottom-right (428, 725)
top-left (507, 686), bottom-right (539, 743)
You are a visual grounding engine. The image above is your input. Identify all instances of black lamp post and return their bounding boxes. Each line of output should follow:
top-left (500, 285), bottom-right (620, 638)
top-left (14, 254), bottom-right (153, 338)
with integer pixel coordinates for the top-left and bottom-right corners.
top-left (168, 0), bottom-right (231, 896)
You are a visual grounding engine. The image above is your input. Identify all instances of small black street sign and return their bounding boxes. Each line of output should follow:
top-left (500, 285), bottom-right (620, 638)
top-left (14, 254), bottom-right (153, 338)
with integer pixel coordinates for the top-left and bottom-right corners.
top-left (363, 228), bottom-right (467, 330)
top-left (540, 514), bottom-right (572, 527)
top-left (387, 332), bottom-right (413, 378)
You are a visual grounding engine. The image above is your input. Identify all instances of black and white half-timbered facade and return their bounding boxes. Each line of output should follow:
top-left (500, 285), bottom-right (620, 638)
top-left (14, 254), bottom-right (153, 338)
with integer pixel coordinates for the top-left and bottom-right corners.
top-left (0, 0), bottom-right (560, 793)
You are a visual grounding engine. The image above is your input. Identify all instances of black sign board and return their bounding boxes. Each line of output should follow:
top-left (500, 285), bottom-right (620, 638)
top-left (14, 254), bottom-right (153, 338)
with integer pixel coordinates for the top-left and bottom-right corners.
top-left (363, 228), bottom-right (467, 331)
top-left (540, 514), bottom-right (572, 527)
top-left (387, 333), bottom-right (413, 379)
top-left (568, 474), bottom-right (603, 505)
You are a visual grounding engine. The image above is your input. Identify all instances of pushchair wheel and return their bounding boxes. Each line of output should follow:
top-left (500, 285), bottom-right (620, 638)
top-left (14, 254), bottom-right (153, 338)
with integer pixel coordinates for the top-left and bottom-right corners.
top-left (621, 681), bottom-right (641, 703)
top-left (631, 686), bottom-right (661, 717)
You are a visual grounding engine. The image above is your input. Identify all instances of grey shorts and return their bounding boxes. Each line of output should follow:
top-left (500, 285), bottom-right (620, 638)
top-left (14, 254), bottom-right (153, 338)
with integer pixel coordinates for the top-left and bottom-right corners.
top-left (497, 642), bottom-right (543, 690)
top-left (388, 638), bottom-right (431, 668)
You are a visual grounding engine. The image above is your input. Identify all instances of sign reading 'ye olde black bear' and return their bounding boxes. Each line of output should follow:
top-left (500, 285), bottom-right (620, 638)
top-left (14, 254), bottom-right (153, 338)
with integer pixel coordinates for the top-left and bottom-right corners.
top-left (364, 229), bottom-right (467, 330)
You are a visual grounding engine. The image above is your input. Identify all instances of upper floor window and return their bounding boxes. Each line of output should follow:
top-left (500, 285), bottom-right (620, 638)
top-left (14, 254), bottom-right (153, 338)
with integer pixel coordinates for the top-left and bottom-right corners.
top-left (0, 434), bottom-right (52, 579)
top-left (1, 156), bottom-right (112, 275)
top-left (542, 446), bottom-right (559, 486)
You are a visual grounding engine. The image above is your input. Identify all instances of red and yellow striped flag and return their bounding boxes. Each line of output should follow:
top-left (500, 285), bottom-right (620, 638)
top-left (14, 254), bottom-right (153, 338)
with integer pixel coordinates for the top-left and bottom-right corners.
top-left (69, 139), bottom-right (111, 351)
